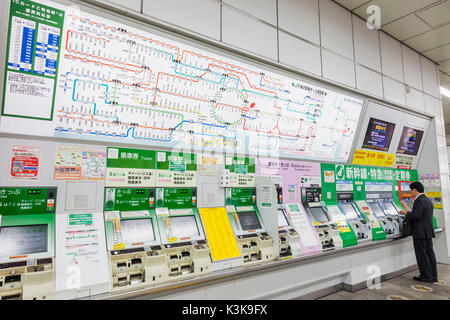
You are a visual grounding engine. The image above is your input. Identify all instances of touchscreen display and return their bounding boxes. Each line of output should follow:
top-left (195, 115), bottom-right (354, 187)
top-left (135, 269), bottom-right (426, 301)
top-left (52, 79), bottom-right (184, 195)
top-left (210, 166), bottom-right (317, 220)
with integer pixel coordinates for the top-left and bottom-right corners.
top-left (0, 225), bottom-right (47, 256)
top-left (237, 211), bottom-right (262, 231)
top-left (120, 218), bottom-right (155, 244)
top-left (309, 207), bottom-right (329, 223)
top-left (169, 215), bottom-right (199, 238)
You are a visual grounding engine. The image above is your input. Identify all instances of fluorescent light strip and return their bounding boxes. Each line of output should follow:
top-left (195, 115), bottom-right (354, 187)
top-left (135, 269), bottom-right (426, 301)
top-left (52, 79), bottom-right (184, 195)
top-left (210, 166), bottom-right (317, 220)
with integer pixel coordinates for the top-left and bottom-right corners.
top-left (441, 86), bottom-right (450, 98)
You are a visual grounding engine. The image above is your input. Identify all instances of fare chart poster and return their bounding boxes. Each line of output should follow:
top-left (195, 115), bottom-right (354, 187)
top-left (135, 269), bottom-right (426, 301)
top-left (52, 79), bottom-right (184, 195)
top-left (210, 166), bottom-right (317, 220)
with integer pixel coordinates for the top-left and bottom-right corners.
top-left (1, 0), bottom-right (365, 164)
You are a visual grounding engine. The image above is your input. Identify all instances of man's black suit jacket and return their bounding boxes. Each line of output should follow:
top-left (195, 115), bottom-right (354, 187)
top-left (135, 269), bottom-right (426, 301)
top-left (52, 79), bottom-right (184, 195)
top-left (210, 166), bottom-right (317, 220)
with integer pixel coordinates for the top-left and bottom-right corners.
top-left (405, 194), bottom-right (435, 240)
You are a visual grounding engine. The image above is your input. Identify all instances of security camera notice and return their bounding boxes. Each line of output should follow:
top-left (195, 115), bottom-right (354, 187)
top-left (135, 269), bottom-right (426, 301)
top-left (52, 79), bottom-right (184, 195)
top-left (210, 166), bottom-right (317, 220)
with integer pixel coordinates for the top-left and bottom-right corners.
top-left (181, 304), bottom-right (269, 318)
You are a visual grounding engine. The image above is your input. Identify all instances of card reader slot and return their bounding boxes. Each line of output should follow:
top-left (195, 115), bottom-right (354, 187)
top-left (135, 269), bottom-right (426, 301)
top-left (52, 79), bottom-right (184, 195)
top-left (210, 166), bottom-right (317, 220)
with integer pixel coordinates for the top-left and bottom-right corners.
top-left (5, 275), bottom-right (21, 283)
top-left (1, 293), bottom-right (21, 300)
top-left (130, 258), bottom-right (142, 265)
top-left (116, 262), bottom-right (127, 269)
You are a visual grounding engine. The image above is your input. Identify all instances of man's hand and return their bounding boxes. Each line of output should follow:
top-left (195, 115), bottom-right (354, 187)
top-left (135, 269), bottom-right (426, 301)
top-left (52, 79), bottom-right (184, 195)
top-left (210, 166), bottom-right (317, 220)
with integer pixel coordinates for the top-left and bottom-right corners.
top-left (399, 210), bottom-right (407, 215)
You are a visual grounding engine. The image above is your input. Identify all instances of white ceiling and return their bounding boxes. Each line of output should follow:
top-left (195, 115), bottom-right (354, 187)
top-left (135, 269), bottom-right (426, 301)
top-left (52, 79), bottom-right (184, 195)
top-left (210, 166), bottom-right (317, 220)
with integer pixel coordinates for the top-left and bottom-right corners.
top-left (334, 0), bottom-right (450, 137)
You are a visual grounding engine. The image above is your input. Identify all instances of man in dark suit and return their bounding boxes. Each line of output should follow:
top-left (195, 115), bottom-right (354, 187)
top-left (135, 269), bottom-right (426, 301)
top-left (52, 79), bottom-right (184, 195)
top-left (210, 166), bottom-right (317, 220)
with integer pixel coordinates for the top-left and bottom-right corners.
top-left (399, 182), bottom-right (437, 283)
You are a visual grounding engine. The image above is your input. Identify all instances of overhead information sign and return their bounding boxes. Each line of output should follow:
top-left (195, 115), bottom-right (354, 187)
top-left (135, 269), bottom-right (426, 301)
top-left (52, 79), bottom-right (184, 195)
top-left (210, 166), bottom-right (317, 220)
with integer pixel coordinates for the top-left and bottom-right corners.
top-left (1, 0), bottom-right (364, 162)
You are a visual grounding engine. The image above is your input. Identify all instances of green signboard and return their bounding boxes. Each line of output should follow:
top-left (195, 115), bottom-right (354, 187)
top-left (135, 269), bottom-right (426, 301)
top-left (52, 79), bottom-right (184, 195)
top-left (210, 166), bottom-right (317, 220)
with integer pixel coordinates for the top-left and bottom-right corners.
top-left (107, 147), bottom-right (156, 169)
top-left (0, 187), bottom-right (56, 215)
top-left (2, 0), bottom-right (65, 120)
top-left (156, 151), bottom-right (196, 171)
top-left (104, 188), bottom-right (152, 211)
top-left (225, 188), bottom-right (256, 206)
top-left (155, 188), bottom-right (195, 209)
top-left (69, 213), bottom-right (93, 226)
top-left (225, 156), bottom-right (255, 173)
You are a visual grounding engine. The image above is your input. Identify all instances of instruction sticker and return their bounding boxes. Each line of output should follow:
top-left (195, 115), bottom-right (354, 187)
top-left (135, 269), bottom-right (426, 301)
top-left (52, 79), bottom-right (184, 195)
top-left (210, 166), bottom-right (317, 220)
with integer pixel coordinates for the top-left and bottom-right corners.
top-left (9, 145), bottom-right (40, 180)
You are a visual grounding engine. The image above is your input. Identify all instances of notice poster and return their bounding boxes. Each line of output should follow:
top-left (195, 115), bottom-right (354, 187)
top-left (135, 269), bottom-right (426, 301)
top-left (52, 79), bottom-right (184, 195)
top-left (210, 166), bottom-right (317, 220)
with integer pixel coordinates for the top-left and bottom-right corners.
top-left (2, 0), bottom-right (65, 120)
top-left (352, 149), bottom-right (396, 167)
top-left (54, 146), bottom-right (82, 180)
top-left (81, 149), bottom-right (106, 180)
top-left (9, 145), bottom-right (40, 180)
top-left (396, 126), bottom-right (424, 156)
top-left (362, 118), bottom-right (396, 152)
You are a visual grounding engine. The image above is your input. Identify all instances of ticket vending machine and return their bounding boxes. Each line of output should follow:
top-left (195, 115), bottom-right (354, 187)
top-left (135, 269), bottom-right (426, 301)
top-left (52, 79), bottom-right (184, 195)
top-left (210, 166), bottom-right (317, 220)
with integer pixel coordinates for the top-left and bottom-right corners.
top-left (0, 187), bottom-right (56, 300)
top-left (275, 185), bottom-right (302, 259)
top-left (225, 187), bottom-right (275, 266)
top-left (398, 181), bottom-right (415, 212)
top-left (301, 187), bottom-right (342, 251)
top-left (155, 188), bottom-right (211, 281)
top-left (104, 187), bottom-right (168, 292)
top-left (365, 182), bottom-right (401, 238)
top-left (336, 183), bottom-right (372, 242)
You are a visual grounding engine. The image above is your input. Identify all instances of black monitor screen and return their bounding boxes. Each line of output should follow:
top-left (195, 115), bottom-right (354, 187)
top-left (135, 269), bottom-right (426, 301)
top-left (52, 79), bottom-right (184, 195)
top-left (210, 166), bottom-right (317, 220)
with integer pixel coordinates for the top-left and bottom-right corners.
top-left (278, 209), bottom-right (289, 227)
top-left (397, 126), bottom-right (424, 156)
top-left (238, 211), bottom-right (262, 231)
top-left (169, 215), bottom-right (200, 238)
top-left (120, 218), bottom-right (155, 244)
top-left (368, 202), bottom-right (386, 218)
top-left (362, 118), bottom-right (396, 151)
top-left (0, 225), bottom-right (47, 257)
top-left (340, 203), bottom-right (360, 220)
top-left (309, 207), bottom-right (329, 223)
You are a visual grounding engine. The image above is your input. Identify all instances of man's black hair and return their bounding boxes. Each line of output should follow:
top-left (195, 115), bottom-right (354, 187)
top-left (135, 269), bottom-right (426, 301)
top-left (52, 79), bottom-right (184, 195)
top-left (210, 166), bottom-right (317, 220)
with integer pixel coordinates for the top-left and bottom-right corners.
top-left (409, 182), bottom-right (424, 193)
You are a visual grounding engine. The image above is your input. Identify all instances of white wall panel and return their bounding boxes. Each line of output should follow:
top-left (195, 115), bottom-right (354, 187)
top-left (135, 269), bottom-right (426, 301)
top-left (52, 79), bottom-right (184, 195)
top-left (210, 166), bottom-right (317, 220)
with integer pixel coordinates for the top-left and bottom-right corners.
top-left (352, 15), bottom-right (381, 72)
top-left (98, 0), bottom-right (141, 11)
top-left (279, 31), bottom-right (321, 76)
top-left (355, 64), bottom-right (383, 98)
top-left (142, 0), bottom-right (221, 40)
top-left (322, 50), bottom-right (355, 87)
top-left (380, 32), bottom-right (404, 83)
top-left (278, 0), bottom-right (320, 45)
top-left (222, 6), bottom-right (278, 60)
top-left (383, 76), bottom-right (406, 106)
top-left (421, 56), bottom-right (440, 98)
top-left (223, 0), bottom-right (277, 25)
top-left (319, 0), bottom-right (354, 59)
top-left (405, 87), bottom-right (425, 112)
top-left (402, 45), bottom-right (423, 91)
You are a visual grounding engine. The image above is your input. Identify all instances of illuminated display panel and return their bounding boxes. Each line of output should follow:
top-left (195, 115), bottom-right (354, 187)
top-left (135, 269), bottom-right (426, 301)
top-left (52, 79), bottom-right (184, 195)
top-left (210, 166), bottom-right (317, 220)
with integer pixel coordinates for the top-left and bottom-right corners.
top-left (169, 215), bottom-right (199, 238)
top-left (277, 209), bottom-right (289, 227)
top-left (0, 225), bottom-right (47, 256)
top-left (362, 118), bottom-right (396, 151)
top-left (340, 203), bottom-right (360, 220)
top-left (120, 218), bottom-right (155, 244)
top-left (309, 207), bottom-right (330, 223)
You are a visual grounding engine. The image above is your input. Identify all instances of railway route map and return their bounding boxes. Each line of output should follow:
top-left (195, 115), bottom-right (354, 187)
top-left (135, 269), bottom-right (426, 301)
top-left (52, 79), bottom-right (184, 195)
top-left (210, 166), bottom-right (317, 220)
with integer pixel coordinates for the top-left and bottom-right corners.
top-left (1, 0), bottom-right (364, 162)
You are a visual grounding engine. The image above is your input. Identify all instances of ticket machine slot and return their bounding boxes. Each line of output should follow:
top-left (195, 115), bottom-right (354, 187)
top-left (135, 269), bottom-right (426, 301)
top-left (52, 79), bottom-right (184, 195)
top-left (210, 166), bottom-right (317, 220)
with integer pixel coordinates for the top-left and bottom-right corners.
top-left (337, 191), bottom-right (371, 242)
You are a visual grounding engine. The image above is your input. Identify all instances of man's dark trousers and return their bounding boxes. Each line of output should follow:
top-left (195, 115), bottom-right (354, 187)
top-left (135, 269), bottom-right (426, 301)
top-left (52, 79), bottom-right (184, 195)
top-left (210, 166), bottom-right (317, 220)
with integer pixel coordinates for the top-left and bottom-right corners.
top-left (413, 239), bottom-right (437, 281)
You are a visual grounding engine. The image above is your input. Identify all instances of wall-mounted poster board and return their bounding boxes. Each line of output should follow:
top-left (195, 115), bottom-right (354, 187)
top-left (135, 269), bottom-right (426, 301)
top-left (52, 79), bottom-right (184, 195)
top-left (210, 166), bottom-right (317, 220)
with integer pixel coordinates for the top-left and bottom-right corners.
top-left (362, 118), bottom-right (396, 152)
top-left (1, 0), bottom-right (364, 163)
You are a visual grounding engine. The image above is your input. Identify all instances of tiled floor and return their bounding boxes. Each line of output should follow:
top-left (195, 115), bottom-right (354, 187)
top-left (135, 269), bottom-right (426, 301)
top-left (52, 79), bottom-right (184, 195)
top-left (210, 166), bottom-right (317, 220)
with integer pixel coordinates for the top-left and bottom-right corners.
top-left (319, 263), bottom-right (450, 300)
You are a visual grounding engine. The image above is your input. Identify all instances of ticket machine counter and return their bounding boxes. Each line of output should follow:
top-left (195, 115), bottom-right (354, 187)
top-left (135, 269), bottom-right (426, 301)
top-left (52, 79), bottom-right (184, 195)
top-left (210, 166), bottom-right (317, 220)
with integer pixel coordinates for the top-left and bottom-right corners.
top-left (155, 188), bottom-right (211, 281)
top-left (104, 188), bottom-right (168, 292)
top-left (275, 185), bottom-right (301, 259)
top-left (225, 188), bottom-right (275, 266)
top-left (337, 192), bottom-right (371, 242)
top-left (301, 188), bottom-right (342, 251)
top-left (0, 187), bottom-right (56, 300)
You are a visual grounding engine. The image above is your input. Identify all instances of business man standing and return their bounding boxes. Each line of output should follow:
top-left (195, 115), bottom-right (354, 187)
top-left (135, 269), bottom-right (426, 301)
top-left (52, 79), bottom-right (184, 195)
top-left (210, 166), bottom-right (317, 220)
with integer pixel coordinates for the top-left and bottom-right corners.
top-left (399, 182), bottom-right (438, 283)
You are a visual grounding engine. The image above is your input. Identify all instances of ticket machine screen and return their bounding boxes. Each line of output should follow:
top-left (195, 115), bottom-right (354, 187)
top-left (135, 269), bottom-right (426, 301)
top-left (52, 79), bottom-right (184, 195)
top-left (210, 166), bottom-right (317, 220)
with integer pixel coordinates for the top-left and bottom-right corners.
top-left (309, 207), bottom-right (329, 223)
top-left (382, 202), bottom-right (398, 216)
top-left (340, 203), bottom-right (360, 220)
top-left (237, 211), bottom-right (262, 231)
top-left (169, 216), bottom-right (199, 238)
top-left (120, 219), bottom-right (155, 244)
top-left (404, 199), bottom-right (414, 211)
top-left (0, 225), bottom-right (47, 256)
top-left (368, 202), bottom-right (386, 218)
top-left (277, 209), bottom-right (289, 227)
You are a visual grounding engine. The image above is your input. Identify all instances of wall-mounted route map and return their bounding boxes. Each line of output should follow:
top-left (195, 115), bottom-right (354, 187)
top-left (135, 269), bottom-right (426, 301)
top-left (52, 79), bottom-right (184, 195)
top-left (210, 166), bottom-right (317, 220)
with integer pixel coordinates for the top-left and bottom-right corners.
top-left (2, 0), bottom-right (364, 162)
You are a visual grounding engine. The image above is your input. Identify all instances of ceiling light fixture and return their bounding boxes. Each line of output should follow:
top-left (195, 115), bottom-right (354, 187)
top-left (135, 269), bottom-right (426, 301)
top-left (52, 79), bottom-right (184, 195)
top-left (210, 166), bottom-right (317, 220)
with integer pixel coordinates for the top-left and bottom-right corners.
top-left (441, 86), bottom-right (450, 98)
